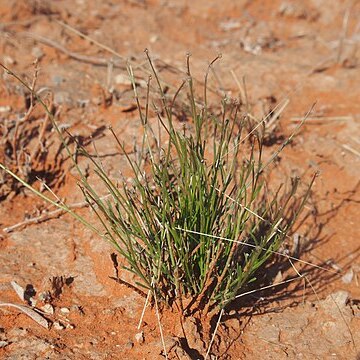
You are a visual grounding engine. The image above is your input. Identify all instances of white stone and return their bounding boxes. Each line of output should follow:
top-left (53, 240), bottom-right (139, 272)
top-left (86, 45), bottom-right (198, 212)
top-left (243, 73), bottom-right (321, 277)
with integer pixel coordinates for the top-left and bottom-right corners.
top-left (341, 269), bottom-right (354, 284)
top-left (115, 74), bottom-right (132, 86)
top-left (134, 331), bottom-right (144, 344)
top-left (60, 307), bottom-right (70, 314)
top-left (53, 321), bottom-right (65, 330)
top-left (41, 304), bottom-right (54, 315)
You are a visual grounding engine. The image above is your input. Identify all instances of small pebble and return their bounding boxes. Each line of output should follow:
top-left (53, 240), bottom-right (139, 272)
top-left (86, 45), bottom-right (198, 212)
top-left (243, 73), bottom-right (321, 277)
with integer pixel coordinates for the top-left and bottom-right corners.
top-left (60, 307), bottom-right (70, 314)
top-left (114, 74), bottom-right (131, 86)
top-left (124, 341), bottom-right (134, 349)
top-left (102, 309), bottom-right (115, 315)
top-left (8, 328), bottom-right (27, 338)
top-left (52, 75), bottom-right (64, 86)
top-left (341, 269), bottom-right (354, 284)
top-left (41, 304), bottom-right (54, 315)
top-left (3, 55), bottom-right (15, 65)
top-left (66, 324), bottom-right (75, 330)
top-left (150, 34), bottom-right (159, 43)
top-left (0, 106), bottom-right (11, 113)
top-left (31, 47), bottom-right (44, 60)
top-left (38, 291), bottom-right (51, 302)
top-left (273, 270), bottom-right (283, 283)
top-left (29, 298), bottom-right (37, 307)
top-left (53, 321), bottom-right (65, 330)
top-left (134, 331), bottom-right (144, 344)
top-left (77, 99), bottom-right (90, 108)
top-left (0, 341), bottom-right (8, 348)
top-left (70, 305), bottom-right (84, 315)
top-left (219, 20), bottom-right (241, 31)
top-left (54, 91), bottom-right (72, 105)
top-left (89, 338), bottom-right (98, 346)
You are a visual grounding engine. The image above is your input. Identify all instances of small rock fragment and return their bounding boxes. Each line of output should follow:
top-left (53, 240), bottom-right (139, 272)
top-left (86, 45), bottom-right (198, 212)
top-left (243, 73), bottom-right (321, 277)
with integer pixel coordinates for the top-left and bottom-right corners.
top-left (38, 291), bottom-right (51, 302)
top-left (3, 55), bottom-right (15, 65)
top-left (115, 74), bottom-right (131, 86)
top-left (0, 106), bottom-right (11, 113)
top-left (274, 270), bottom-right (283, 283)
top-left (53, 321), bottom-right (65, 330)
top-left (70, 305), bottom-right (84, 315)
top-left (329, 291), bottom-right (349, 308)
top-left (292, 233), bottom-right (300, 256)
top-left (60, 307), bottom-right (70, 314)
top-left (8, 328), bottom-right (27, 340)
top-left (31, 47), bottom-right (44, 60)
top-left (10, 281), bottom-right (25, 301)
top-left (172, 343), bottom-right (188, 360)
top-left (125, 340), bottom-right (134, 349)
top-left (219, 20), bottom-right (241, 31)
top-left (52, 75), bottom-right (64, 86)
top-left (77, 99), bottom-right (90, 108)
top-left (134, 331), bottom-right (144, 344)
top-left (41, 304), bottom-right (54, 315)
top-left (89, 338), bottom-right (98, 346)
top-left (320, 290), bottom-right (350, 317)
top-left (328, 261), bottom-right (342, 272)
top-left (0, 340), bottom-right (8, 348)
top-left (66, 324), bottom-right (75, 330)
top-left (54, 91), bottom-right (72, 106)
top-left (150, 34), bottom-right (159, 43)
top-left (102, 308), bottom-right (115, 315)
top-left (29, 298), bottom-right (37, 307)
top-left (322, 320), bottom-right (351, 346)
top-left (182, 318), bottom-right (205, 352)
top-left (341, 269), bottom-right (354, 284)
top-left (257, 324), bottom-right (280, 343)
top-left (278, 2), bottom-right (319, 20)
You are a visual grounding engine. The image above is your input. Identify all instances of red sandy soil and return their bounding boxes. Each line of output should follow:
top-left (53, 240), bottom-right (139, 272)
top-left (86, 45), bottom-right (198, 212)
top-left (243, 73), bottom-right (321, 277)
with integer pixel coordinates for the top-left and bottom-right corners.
top-left (0, 0), bottom-right (359, 359)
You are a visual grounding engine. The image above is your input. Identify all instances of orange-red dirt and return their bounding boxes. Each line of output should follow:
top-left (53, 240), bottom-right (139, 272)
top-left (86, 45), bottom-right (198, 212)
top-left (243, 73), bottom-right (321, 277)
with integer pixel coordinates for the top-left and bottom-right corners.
top-left (0, 0), bottom-right (359, 359)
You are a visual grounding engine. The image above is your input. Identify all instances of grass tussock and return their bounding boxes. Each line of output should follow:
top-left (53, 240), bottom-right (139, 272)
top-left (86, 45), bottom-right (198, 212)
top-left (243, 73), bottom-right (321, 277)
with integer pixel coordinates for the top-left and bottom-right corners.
top-left (0, 54), bottom-right (314, 316)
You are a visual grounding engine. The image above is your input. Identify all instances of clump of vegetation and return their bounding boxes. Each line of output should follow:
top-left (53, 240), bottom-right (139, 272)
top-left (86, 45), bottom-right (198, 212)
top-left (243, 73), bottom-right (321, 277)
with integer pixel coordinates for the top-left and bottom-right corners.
top-left (0, 62), bottom-right (62, 200)
top-left (0, 55), bottom-right (314, 316)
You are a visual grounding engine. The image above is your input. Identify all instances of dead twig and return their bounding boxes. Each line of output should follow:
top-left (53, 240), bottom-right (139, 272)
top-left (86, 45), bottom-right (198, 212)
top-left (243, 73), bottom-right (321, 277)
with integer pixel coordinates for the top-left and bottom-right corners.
top-left (12, 60), bottom-right (39, 171)
top-left (55, 20), bottom-right (126, 62)
top-left (3, 195), bottom-right (109, 233)
top-left (18, 32), bottom-right (127, 69)
top-left (54, 19), bottom-right (221, 98)
top-left (0, 16), bottom-right (43, 30)
top-left (205, 308), bottom-right (224, 360)
top-left (0, 301), bottom-right (49, 329)
top-left (290, 116), bottom-right (353, 122)
top-left (31, 93), bottom-right (59, 164)
top-left (337, 1), bottom-right (354, 63)
top-left (342, 144), bottom-right (360, 158)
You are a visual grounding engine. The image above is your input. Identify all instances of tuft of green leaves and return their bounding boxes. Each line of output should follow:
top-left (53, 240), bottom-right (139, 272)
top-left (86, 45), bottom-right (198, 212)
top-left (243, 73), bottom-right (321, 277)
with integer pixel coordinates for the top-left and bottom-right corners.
top-left (0, 57), bottom-right (314, 315)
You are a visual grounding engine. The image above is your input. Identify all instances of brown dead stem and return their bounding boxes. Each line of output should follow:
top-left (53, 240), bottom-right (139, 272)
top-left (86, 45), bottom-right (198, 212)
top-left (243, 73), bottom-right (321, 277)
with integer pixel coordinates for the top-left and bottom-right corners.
top-left (13, 60), bottom-right (39, 172)
top-left (188, 243), bottom-right (224, 315)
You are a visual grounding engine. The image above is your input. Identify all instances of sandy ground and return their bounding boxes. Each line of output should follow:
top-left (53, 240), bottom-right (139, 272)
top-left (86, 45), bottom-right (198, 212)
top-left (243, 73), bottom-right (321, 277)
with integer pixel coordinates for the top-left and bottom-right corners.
top-left (0, 0), bottom-right (360, 359)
